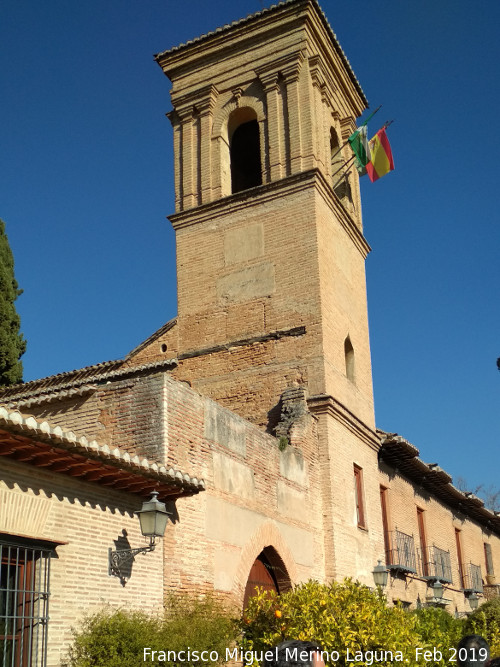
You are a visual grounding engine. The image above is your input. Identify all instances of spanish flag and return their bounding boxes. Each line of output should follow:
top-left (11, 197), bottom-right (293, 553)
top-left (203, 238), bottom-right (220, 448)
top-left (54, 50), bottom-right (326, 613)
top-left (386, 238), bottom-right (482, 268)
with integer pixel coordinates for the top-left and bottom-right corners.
top-left (366, 127), bottom-right (394, 182)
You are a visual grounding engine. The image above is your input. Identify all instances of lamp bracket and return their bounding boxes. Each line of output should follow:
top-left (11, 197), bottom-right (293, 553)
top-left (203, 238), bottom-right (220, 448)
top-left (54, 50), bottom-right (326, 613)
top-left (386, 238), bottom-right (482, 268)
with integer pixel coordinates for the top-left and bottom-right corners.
top-left (108, 537), bottom-right (157, 581)
top-left (425, 596), bottom-right (451, 607)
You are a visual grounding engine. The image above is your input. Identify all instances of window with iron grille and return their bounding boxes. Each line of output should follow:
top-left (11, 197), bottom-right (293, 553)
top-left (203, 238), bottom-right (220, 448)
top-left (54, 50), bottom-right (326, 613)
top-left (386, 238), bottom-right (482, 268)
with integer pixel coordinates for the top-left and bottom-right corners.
top-left (432, 546), bottom-right (453, 583)
top-left (463, 563), bottom-right (483, 593)
top-left (353, 465), bottom-right (366, 528)
top-left (0, 536), bottom-right (53, 667)
top-left (387, 529), bottom-right (417, 573)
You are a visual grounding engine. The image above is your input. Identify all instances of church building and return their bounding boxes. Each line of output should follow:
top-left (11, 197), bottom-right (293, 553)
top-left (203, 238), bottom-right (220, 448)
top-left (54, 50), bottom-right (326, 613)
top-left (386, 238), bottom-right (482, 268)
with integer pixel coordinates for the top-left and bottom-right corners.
top-left (1, 1), bottom-right (499, 665)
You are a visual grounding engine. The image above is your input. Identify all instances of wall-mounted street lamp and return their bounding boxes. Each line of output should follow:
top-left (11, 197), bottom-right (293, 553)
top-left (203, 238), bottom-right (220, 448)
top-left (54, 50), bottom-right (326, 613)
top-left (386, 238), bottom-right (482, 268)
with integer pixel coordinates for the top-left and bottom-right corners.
top-left (468, 593), bottom-right (479, 611)
top-left (372, 560), bottom-right (389, 588)
top-left (109, 491), bottom-right (170, 580)
top-left (426, 579), bottom-right (450, 607)
top-left (432, 579), bottom-right (444, 600)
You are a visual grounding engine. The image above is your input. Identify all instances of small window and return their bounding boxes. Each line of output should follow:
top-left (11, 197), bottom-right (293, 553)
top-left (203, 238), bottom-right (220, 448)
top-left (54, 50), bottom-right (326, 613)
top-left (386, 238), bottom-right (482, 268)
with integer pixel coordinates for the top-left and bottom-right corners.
top-left (455, 528), bottom-right (465, 588)
top-left (380, 486), bottom-right (391, 563)
top-left (485, 543), bottom-right (495, 576)
top-left (354, 465), bottom-right (366, 528)
top-left (230, 119), bottom-right (262, 193)
top-left (0, 537), bottom-right (53, 667)
top-left (344, 336), bottom-right (355, 382)
top-left (417, 508), bottom-right (428, 576)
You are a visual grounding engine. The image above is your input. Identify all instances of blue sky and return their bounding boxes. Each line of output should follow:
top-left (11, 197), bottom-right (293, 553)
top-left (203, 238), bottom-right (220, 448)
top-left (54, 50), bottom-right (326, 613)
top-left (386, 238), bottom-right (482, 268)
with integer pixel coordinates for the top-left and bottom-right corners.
top-left (1, 0), bottom-right (499, 494)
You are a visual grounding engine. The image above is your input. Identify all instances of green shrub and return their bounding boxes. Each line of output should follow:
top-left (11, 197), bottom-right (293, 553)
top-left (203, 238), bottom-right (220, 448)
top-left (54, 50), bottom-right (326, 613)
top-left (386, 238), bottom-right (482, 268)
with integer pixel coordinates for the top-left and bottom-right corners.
top-left (240, 579), bottom-right (423, 666)
top-left (66, 594), bottom-right (238, 667)
top-left (162, 592), bottom-right (238, 663)
top-left (464, 597), bottom-right (500, 655)
top-left (66, 608), bottom-right (163, 667)
top-left (411, 606), bottom-right (464, 664)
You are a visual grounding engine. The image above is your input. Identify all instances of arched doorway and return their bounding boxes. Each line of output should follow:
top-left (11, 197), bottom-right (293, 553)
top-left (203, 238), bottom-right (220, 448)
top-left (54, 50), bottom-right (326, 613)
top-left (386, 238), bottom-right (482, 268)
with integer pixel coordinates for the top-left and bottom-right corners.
top-left (243, 546), bottom-right (292, 610)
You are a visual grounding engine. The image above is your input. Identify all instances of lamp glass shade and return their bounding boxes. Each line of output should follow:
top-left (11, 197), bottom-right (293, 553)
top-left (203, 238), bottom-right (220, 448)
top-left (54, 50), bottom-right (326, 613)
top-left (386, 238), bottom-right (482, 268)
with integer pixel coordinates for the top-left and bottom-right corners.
top-left (432, 580), bottom-right (444, 599)
top-left (373, 560), bottom-right (388, 588)
top-left (468, 594), bottom-right (479, 611)
top-left (137, 492), bottom-right (169, 538)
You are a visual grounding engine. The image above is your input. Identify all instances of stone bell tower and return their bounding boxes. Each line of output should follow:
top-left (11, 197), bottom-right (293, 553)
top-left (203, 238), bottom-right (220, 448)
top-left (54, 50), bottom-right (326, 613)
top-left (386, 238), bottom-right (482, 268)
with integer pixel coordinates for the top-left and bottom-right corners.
top-left (153, 0), bottom-right (376, 441)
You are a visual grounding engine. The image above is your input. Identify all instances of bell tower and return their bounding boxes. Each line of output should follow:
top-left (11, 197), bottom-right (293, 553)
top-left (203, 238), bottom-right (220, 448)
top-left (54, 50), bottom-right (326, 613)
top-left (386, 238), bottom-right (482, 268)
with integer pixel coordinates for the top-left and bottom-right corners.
top-left (155, 0), bottom-right (376, 436)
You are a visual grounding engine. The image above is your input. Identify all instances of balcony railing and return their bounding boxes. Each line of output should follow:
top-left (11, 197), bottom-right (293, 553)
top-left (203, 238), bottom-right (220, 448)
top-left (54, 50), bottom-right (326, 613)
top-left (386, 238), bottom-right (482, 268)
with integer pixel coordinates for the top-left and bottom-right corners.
top-left (463, 563), bottom-right (483, 593)
top-left (418, 545), bottom-right (453, 583)
top-left (386, 530), bottom-right (417, 574)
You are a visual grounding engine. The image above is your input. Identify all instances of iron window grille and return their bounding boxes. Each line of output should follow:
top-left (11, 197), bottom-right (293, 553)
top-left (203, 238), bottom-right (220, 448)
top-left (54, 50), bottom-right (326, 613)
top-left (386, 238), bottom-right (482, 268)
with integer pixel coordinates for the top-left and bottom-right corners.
top-left (386, 529), bottom-right (417, 574)
top-left (0, 538), bottom-right (52, 667)
top-left (463, 563), bottom-right (483, 594)
top-left (419, 545), bottom-right (453, 583)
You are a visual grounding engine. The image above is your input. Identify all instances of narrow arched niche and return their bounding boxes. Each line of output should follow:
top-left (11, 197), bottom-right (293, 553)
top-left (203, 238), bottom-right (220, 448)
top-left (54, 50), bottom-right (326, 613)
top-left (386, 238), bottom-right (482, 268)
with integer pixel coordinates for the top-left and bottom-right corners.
top-left (229, 107), bottom-right (262, 194)
top-left (344, 335), bottom-right (355, 383)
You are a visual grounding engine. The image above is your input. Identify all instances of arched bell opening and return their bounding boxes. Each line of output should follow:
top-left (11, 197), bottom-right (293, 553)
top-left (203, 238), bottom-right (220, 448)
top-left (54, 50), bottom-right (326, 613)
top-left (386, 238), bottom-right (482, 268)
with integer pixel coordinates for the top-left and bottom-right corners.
top-left (229, 107), bottom-right (262, 194)
top-left (330, 127), bottom-right (352, 202)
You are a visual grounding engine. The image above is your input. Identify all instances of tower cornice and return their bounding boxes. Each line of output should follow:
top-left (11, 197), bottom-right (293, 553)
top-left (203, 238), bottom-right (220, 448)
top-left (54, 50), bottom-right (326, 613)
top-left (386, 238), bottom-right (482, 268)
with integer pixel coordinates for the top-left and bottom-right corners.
top-left (307, 394), bottom-right (380, 452)
top-left (155, 0), bottom-right (367, 116)
top-left (168, 169), bottom-right (371, 260)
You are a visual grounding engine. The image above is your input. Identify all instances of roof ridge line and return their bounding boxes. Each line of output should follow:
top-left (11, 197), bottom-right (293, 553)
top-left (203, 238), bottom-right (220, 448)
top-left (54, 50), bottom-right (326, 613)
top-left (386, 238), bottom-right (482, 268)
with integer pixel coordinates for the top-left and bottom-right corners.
top-left (0, 358), bottom-right (178, 404)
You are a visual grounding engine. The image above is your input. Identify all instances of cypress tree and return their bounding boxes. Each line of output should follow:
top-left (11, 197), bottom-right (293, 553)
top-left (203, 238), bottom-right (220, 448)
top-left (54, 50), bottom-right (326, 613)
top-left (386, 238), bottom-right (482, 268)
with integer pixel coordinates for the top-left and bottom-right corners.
top-left (0, 219), bottom-right (26, 385)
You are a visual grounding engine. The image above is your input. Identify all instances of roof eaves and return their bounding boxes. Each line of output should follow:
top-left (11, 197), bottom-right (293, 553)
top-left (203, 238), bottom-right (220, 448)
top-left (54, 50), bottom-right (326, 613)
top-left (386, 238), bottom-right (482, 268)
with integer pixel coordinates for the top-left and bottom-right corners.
top-left (155, 0), bottom-right (367, 107)
top-left (0, 406), bottom-right (205, 496)
top-left (379, 432), bottom-right (499, 535)
top-left (0, 359), bottom-right (123, 401)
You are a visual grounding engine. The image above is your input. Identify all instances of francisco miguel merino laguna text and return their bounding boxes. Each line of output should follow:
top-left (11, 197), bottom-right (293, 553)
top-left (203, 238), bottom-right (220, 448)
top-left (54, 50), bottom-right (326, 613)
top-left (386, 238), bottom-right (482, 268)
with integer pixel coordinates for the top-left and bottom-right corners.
top-left (143, 647), bottom-right (407, 664)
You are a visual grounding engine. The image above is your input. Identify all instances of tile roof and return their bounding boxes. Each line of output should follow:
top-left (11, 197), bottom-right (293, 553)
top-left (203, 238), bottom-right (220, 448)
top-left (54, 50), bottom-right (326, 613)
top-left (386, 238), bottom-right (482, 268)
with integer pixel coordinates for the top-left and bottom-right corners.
top-left (0, 406), bottom-right (204, 499)
top-left (126, 317), bottom-right (177, 360)
top-left (155, 0), bottom-right (367, 107)
top-left (0, 358), bottom-right (178, 406)
top-left (378, 430), bottom-right (500, 535)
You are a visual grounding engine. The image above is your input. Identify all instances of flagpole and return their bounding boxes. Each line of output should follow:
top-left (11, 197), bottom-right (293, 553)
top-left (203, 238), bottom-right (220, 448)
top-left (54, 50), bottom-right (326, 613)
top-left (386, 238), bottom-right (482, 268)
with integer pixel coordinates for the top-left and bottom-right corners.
top-left (330, 117), bottom-right (394, 188)
top-left (330, 105), bottom-right (382, 161)
top-left (332, 170), bottom-right (353, 193)
top-left (359, 105), bottom-right (382, 128)
top-left (331, 154), bottom-right (356, 181)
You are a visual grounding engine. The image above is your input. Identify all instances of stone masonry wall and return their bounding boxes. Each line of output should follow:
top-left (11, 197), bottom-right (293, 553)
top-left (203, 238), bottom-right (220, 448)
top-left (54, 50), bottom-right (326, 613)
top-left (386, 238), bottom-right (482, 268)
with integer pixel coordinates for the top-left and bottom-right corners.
top-left (160, 373), bottom-right (325, 605)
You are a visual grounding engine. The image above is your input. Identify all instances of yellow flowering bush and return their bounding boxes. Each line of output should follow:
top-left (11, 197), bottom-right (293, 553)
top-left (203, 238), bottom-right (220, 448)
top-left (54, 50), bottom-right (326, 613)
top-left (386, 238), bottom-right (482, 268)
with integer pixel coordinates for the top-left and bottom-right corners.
top-left (240, 579), bottom-right (465, 667)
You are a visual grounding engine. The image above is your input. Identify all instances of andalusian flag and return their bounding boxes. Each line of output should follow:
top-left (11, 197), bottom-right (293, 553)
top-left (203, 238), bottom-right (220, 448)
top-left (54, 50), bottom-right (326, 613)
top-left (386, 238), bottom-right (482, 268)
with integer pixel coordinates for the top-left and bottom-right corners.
top-left (366, 127), bottom-right (394, 182)
top-left (348, 125), bottom-right (371, 172)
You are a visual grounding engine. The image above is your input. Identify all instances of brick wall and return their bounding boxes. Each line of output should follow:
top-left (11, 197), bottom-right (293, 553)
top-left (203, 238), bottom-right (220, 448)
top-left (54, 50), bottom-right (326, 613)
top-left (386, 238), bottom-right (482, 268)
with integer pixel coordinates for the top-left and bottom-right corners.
top-left (160, 373), bottom-right (325, 605)
top-left (0, 458), bottom-right (164, 667)
top-left (379, 462), bottom-right (500, 612)
top-left (27, 372), bottom-right (166, 461)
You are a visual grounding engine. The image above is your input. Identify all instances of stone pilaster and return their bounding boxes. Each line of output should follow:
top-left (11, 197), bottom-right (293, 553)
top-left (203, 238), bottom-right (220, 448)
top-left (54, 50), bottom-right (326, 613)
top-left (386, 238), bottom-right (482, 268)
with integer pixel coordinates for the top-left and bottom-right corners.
top-left (177, 105), bottom-right (196, 210)
top-left (259, 71), bottom-right (283, 182)
top-left (196, 86), bottom-right (218, 204)
top-left (282, 55), bottom-right (304, 175)
top-left (167, 110), bottom-right (182, 212)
